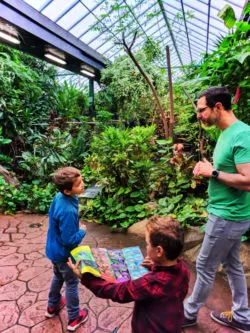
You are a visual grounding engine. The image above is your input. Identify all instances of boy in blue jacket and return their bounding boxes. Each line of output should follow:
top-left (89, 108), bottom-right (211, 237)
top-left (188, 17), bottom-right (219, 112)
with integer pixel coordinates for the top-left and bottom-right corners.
top-left (45, 166), bottom-right (88, 331)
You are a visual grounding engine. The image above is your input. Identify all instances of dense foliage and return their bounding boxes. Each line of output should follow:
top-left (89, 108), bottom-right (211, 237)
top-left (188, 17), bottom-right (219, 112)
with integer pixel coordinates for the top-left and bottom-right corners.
top-left (0, 45), bottom-right (89, 165)
top-left (0, 4), bottom-right (249, 241)
top-left (81, 126), bottom-right (207, 228)
top-left (96, 47), bottom-right (169, 125)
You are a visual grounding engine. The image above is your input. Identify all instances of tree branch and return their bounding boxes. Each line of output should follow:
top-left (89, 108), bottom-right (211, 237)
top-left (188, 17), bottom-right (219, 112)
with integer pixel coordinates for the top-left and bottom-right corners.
top-left (121, 32), bottom-right (169, 139)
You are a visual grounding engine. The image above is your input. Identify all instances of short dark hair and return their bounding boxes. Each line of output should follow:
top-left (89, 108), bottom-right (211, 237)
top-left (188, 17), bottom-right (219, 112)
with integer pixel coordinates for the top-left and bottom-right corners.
top-left (53, 167), bottom-right (81, 193)
top-left (198, 86), bottom-right (231, 110)
top-left (146, 215), bottom-right (184, 260)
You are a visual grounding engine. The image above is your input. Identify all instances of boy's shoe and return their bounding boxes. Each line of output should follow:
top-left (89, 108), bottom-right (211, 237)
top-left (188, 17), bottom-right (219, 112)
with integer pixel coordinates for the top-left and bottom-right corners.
top-left (210, 311), bottom-right (250, 333)
top-left (45, 297), bottom-right (66, 318)
top-left (67, 308), bottom-right (89, 332)
top-left (182, 316), bottom-right (197, 328)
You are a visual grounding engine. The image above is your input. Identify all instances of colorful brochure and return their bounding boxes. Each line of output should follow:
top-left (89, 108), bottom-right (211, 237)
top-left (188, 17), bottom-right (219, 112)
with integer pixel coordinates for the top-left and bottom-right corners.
top-left (71, 245), bottom-right (101, 277)
top-left (70, 246), bottom-right (148, 283)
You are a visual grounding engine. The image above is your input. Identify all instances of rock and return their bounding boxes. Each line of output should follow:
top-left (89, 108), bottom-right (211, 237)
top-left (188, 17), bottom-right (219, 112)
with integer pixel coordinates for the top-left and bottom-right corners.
top-left (127, 219), bottom-right (148, 238)
top-left (0, 166), bottom-right (18, 186)
top-left (184, 226), bottom-right (204, 251)
top-left (240, 243), bottom-right (250, 272)
top-left (245, 272), bottom-right (250, 289)
top-left (183, 243), bottom-right (202, 264)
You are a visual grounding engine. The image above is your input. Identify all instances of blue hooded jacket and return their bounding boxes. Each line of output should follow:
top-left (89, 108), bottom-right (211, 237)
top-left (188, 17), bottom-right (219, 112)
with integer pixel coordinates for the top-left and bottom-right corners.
top-left (46, 192), bottom-right (86, 263)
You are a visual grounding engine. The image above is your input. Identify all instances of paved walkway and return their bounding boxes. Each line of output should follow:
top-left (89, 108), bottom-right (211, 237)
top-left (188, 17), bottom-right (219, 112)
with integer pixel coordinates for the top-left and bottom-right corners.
top-left (0, 214), bottom-right (248, 333)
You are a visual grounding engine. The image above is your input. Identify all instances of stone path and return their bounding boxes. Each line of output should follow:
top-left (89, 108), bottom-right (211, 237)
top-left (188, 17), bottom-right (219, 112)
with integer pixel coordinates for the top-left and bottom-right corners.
top-left (0, 214), bottom-right (249, 333)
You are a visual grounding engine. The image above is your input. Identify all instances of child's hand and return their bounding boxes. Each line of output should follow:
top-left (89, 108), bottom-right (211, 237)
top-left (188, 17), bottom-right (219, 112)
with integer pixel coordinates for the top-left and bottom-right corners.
top-left (67, 258), bottom-right (82, 279)
top-left (141, 256), bottom-right (153, 269)
top-left (81, 223), bottom-right (87, 232)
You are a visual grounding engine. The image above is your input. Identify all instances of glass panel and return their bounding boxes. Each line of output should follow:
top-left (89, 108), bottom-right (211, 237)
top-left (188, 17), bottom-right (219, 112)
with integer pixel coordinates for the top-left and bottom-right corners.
top-left (57, 3), bottom-right (88, 30)
top-left (24, 0), bottom-right (45, 11)
top-left (22, 0), bottom-right (247, 70)
top-left (183, 0), bottom-right (209, 13)
top-left (23, 0), bottom-right (49, 11)
top-left (42, 0), bottom-right (77, 21)
top-left (83, 30), bottom-right (103, 45)
top-left (86, 0), bottom-right (99, 10)
top-left (97, 40), bottom-right (116, 53)
top-left (71, 13), bottom-right (98, 38)
top-left (88, 37), bottom-right (106, 49)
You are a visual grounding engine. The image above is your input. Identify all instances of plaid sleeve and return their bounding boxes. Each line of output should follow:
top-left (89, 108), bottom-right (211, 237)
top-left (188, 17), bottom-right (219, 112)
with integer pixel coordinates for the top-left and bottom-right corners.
top-left (82, 272), bottom-right (166, 303)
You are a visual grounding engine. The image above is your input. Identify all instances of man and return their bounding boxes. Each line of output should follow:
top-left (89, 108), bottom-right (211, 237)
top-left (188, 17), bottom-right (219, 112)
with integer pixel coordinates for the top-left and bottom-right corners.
top-left (183, 87), bottom-right (250, 333)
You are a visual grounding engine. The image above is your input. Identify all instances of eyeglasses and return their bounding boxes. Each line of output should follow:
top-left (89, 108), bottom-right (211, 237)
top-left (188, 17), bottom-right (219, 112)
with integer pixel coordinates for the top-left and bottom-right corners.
top-left (196, 106), bottom-right (210, 113)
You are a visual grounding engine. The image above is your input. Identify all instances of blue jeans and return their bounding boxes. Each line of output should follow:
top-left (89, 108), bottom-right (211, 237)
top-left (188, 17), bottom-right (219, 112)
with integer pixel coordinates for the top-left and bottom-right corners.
top-left (48, 261), bottom-right (79, 321)
top-left (184, 214), bottom-right (250, 324)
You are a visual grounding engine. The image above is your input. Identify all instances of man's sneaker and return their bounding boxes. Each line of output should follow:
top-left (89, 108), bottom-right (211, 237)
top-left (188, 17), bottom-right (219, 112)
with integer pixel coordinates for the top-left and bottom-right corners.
top-left (45, 297), bottom-right (66, 318)
top-left (67, 308), bottom-right (89, 332)
top-left (210, 311), bottom-right (250, 333)
top-left (182, 316), bottom-right (197, 328)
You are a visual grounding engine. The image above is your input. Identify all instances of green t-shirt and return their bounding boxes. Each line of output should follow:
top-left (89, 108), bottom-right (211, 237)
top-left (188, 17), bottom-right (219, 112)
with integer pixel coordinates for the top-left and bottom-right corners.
top-left (208, 121), bottom-right (250, 221)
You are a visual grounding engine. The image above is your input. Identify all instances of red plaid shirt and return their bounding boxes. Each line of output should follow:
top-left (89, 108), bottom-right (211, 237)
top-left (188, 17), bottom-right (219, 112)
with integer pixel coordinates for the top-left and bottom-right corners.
top-left (82, 259), bottom-right (190, 333)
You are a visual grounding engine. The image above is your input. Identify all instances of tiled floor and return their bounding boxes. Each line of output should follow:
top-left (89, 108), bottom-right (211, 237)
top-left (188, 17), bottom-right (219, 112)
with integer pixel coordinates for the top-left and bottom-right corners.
top-left (0, 213), bottom-right (248, 332)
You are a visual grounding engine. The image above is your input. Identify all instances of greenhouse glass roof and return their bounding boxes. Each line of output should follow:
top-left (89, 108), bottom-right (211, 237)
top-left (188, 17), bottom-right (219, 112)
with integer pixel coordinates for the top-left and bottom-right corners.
top-left (22, 0), bottom-right (247, 86)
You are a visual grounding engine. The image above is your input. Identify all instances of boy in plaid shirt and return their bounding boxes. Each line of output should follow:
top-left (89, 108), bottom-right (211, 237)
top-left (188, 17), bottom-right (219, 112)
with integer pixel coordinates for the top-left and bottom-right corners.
top-left (68, 215), bottom-right (190, 333)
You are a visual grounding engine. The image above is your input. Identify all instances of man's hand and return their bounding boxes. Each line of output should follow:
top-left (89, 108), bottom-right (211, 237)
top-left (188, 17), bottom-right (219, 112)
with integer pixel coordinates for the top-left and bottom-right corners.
top-left (67, 257), bottom-right (82, 279)
top-left (193, 158), bottom-right (214, 178)
top-left (141, 256), bottom-right (153, 270)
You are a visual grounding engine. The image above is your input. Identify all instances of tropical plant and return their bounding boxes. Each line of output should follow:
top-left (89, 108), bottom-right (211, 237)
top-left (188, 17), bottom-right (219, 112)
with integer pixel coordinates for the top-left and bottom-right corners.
top-left (0, 176), bottom-right (56, 214)
top-left (97, 50), bottom-right (169, 125)
top-left (80, 125), bottom-right (156, 227)
top-left (19, 128), bottom-right (72, 181)
top-left (0, 127), bottom-right (12, 164)
top-left (52, 81), bottom-right (89, 120)
top-left (0, 44), bottom-right (58, 159)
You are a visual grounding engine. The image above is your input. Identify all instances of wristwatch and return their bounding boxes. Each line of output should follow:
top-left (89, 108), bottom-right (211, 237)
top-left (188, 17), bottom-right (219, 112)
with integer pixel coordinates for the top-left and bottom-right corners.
top-left (211, 169), bottom-right (219, 178)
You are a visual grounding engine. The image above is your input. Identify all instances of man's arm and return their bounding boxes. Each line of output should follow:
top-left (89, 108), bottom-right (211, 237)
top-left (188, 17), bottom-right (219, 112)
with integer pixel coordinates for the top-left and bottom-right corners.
top-left (193, 159), bottom-right (250, 191)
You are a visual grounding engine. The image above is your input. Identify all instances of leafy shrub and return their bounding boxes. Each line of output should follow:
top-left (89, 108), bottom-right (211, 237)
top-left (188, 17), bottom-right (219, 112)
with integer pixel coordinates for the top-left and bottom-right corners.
top-left (19, 128), bottom-right (72, 181)
top-left (80, 126), bottom-right (156, 228)
top-left (0, 45), bottom-right (58, 160)
top-left (53, 81), bottom-right (89, 120)
top-left (0, 177), bottom-right (56, 214)
top-left (80, 196), bottom-right (151, 229)
top-left (81, 126), bottom-right (208, 229)
top-left (87, 125), bottom-right (156, 194)
top-left (96, 50), bottom-right (169, 124)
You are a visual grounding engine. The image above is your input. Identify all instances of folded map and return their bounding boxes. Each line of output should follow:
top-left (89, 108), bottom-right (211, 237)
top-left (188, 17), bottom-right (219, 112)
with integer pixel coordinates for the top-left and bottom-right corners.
top-left (71, 245), bottom-right (148, 283)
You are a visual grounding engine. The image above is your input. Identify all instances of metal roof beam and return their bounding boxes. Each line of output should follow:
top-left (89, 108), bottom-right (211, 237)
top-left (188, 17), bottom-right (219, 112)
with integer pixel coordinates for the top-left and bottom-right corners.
top-left (206, 0), bottom-right (211, 56)
top-left (40, 0), bottom-right (53, 12)
top-left (68, 1), bottom-right (105, 32)
top-left (55, 0), bottom-right (79, 23)
top-left (102, 21), bottom-right (205, 61)
top-left (163, 1), bottom-right (226, 34)
top-left (77, 0), bottom-right (121, 44)
top-left (89, 1), bottom-right (218, 57)
top-left (0, 0), bottom-right (106, 79)
top-left (157, 0), bottom-right (185, 70)
top-left (87, 1), bottom-right (157, 47)
top-left (180, 0), bottom-right (192, 62)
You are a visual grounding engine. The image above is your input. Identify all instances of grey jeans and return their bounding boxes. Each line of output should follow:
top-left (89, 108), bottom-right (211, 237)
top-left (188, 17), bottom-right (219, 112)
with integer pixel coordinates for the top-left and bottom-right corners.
top-left (184, 214), bottom-right (250, 324)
